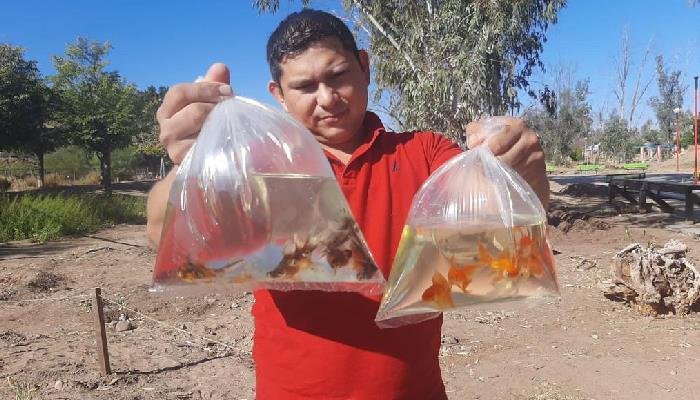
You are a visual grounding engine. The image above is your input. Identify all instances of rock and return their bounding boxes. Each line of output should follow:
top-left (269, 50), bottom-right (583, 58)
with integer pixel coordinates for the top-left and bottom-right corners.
top-left (441, 335), bottom-right (459, 345)
top-left (206, 297), bottom-right (217, 305)
top-left (108, 321), bottom-right (118, 329)
top-left (115, 320), bottom-right (134, 332)
top-left (231, 302), bottom-right (240, 309)
top-left (54, 380), bottom-right (64, 390)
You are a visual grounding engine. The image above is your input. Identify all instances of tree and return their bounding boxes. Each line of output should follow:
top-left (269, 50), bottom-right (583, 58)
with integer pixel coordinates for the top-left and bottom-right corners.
top-left (612, 27), bottom-right (654, 126)
top-left (525, 77), bottom-right (592, 163)
top-left (255, 0), bottom-right (566, 142)
top-left (649, 55), bottom-right (686, 144)
top-left (595, 112), bottom-right (640, 163)
top-left (51, 38), bottom-right (139, 193)
top-left (0, 44), bottom-right (61, 187)
top-left (133, 86), bottom-right (169, 174)
top-left (639, 119), bottom-right (662, 144)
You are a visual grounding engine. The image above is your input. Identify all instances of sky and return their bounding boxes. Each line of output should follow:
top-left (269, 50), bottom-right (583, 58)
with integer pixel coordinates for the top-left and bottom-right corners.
top-left (1, 0), bottom-right (698, 128)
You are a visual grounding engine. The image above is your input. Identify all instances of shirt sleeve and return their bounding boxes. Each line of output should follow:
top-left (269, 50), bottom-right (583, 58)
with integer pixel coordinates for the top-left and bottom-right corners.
top-left (418, 132), bottom-right (464, 174)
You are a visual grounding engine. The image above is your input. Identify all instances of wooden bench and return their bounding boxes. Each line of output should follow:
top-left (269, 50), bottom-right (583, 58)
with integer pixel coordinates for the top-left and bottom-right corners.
top-left (576, 163), bottom-right (602, 175)
top-left (608, 178), bottom-right (700, 222)
top-left (622, 162), bottom-right (649, 172)
top-left (546, 164), bottom-right (555, 175)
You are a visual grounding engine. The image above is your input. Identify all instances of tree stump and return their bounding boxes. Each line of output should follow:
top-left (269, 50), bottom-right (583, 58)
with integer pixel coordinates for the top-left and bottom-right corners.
top-left (604, 240), bottom-right (700, 315)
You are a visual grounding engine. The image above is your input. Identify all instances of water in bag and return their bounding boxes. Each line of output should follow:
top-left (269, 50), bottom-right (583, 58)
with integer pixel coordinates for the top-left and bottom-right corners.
top-left (375, 120), bottom-right (559, 327)
top-left (152, 97), bottom-right (384, 295)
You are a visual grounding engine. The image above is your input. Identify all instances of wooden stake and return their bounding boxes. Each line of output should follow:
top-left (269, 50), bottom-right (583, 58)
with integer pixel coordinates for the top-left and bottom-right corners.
top-left (92, 287), bottom-right (111, 375)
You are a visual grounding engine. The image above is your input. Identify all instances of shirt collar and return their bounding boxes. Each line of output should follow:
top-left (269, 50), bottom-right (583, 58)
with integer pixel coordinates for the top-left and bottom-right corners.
top-left (323, 111), bottom-right (385, 166)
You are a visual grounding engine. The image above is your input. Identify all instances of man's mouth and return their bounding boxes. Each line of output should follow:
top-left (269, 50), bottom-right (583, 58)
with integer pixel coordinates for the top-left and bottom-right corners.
top-left (319, 110), bottom-right (347, 123)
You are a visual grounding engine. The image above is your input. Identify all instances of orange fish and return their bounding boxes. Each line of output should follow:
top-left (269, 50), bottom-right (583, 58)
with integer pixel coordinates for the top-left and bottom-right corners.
top-left (422, 272), bottom-right (454, 308)
top-left (516, 234), bottom-right (546, 277)
top-left (448, 258), bottom-right (479, 292)
top-left (480, 243), bottom-right (519, 279)
top-left (492, 249), bottom-right (519, 278)
top-left (478, 243), bottom-right (493, 266)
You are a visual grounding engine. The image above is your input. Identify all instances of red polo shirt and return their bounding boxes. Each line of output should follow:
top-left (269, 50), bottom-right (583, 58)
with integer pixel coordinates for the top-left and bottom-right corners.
top-left (252, 112), bottom-right (463, 399)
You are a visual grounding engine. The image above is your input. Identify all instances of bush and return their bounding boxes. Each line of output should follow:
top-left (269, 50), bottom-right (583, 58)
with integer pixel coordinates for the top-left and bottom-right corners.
top-left (568, 148), bottom-right (584, 162)
top-left (0, 193), bottom-right (146, 243)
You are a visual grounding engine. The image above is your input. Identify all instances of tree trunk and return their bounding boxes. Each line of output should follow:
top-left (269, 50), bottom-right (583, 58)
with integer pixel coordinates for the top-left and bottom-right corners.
top-left (99, 148), bottom-right (112, 195)
top-left (36, 150), bottom-right (45, 189)
top-left (605, 240), bottom-right (700, 315)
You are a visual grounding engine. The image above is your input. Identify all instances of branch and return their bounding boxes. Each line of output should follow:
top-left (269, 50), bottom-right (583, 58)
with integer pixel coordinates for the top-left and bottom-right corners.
top-left (349, 0), bottom-right (417, 73)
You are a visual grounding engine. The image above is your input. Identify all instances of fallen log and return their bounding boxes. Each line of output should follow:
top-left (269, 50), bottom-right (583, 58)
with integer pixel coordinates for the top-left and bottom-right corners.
top-left (604, 240), bottom-right (700, 315)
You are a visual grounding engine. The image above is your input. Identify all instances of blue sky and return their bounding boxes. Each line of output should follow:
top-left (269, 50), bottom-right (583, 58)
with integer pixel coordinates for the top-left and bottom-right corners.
top-left (1, 0), bottom-right (698, 127)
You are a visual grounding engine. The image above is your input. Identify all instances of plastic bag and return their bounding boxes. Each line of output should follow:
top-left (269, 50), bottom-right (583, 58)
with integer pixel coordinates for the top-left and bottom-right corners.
top-left (152, 97), bottom-right (384, 295)
top-left (375, 120), bottom-right (559, 327)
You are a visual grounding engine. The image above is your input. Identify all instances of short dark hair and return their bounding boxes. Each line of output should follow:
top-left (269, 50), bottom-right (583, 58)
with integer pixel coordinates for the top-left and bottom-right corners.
top-left (266, 8), bottom-right (359, 84)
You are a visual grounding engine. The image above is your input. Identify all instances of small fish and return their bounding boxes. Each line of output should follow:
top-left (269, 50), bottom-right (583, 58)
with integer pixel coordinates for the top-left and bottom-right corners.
top-left (479, 243), bottom-right (518, 278)
top-left (177, 260), bottom-right (217, 282)
top-left (422, 272), bottom-right (454, 308)
top-left (492, 249), bottom-right (519, 278)
top-left (448, 258), bottom-right (479, 292)
top-left (478, 243), bottom-right (493, 266)
top-left (516, 234), bottom-right (545, 277)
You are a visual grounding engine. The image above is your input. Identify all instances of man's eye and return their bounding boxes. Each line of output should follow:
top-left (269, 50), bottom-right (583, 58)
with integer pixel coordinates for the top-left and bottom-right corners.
top-left (331, 70), bottom-right (346, 79)
top-left (295, 83), bottom-right (314, 92)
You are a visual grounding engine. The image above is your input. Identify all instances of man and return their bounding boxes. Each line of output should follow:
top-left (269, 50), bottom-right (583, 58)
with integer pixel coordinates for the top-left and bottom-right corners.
top-left (147, 9), bottom-right (548, 399)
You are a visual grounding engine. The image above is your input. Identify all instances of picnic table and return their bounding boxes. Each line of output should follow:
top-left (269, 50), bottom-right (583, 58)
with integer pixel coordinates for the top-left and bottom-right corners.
top-left (608, 178), bottom-right (700, 222)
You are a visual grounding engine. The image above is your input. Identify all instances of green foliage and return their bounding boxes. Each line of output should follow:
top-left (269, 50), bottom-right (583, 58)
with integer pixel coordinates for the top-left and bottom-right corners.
top-left (568, 148), bottom-right (583, 161)
top-left (44, 145), bottom-right (96, 174)
top-left (525, 79), bottom-right (592, 163)
top-left (0, 193), bottom-right (145, 243)
top-left (639, 119), bottom-right (662, 144)
top-left (0, 43), bottom-right (62, 187)
top-left (595, 112), bottom-right (642, 162)
top-left (51, 38), bottom-right (140, 191)
top-left (648, 55), bottom-right (685, 143)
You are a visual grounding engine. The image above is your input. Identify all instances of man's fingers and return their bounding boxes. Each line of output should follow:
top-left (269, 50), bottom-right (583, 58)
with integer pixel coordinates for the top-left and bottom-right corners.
top-left (157, 82), bottom-right (232, 121)
top-left (496, 128), bottom-right (539, 167)
top-left (159, 102), bottom-right (216, 146)
top-left (203, 63), bottom-right (231, 84)
top-left (167, 138), bottom-right (197, 165)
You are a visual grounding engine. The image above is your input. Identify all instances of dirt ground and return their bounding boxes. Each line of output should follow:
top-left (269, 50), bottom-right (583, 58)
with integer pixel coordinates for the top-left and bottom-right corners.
top-left (2, 181), bottom-right (700, 399)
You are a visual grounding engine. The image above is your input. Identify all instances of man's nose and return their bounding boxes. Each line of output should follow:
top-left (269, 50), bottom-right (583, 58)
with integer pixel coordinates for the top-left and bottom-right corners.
top-left (317, 83), bottom-right (339, 109)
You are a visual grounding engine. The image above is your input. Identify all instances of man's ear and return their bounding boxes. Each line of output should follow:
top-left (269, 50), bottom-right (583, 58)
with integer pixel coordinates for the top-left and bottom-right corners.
top-left (268, 80), bottom-right (288, 112)
top-left (358, 50), bottom-right (370, 84)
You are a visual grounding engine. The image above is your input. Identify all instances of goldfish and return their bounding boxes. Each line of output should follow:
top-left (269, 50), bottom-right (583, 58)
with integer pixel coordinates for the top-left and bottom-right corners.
top-left (479, 243), bottom-right (519, 279)
top-left (515, 234), bottom-right (545, 277)
top-left (448, 257), bottom-right (479, 292)
top-left (422, 271), bottom-right (454, 308)
top-left (177, 260), bottom-right (217, 282)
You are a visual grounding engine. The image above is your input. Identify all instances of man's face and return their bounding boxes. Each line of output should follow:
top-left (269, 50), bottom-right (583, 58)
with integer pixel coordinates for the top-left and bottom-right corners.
top-left (268, 37), bottom-right (370, 150)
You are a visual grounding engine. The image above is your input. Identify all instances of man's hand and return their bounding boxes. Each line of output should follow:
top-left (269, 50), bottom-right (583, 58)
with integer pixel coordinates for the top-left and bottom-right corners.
top-left (146, 63), bottom-right (232, 248)
top-left (465, 117), bottom-right (549, 209)
top-left (156, 63), bottom-right (233, 164)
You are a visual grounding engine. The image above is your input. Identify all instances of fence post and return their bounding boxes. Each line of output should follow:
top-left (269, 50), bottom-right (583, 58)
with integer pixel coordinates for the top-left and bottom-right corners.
top-left (92, 287), bottom-right (111, 375)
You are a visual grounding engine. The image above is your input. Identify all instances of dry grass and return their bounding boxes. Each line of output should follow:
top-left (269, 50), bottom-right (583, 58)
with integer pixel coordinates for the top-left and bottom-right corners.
top-left (3, 171), bottom-right (101, 191)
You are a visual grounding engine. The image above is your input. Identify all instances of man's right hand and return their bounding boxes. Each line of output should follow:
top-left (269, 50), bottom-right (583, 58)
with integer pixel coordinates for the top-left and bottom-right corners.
top-left (156, 63), bottom-right (233, 164)
top-left (146, 63), bottom-right (232, 248)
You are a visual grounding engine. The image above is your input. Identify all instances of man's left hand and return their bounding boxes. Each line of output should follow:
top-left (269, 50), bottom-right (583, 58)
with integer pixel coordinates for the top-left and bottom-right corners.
top-left (465, 116), bottom-right (549, 209)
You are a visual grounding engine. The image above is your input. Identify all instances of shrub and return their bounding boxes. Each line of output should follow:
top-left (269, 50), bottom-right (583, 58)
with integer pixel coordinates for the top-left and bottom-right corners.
top-left (0, 193), bottom-right (146, 243)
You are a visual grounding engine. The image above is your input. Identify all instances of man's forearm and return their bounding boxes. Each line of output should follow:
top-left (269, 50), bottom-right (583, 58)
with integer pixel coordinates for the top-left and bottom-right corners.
top-left (146, 168), bottom-right (178, 249)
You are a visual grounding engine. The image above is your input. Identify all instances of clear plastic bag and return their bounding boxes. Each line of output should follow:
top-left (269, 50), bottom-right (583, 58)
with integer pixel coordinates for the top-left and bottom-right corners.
top-left (152, 97), bottom-right (384, 295)
top-left (375, 120), bottom-right (559, 328)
